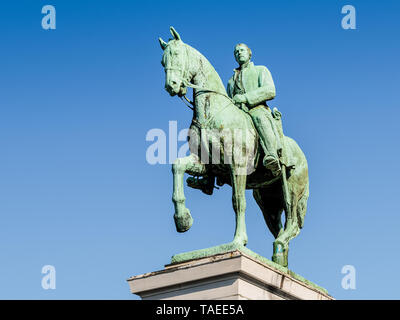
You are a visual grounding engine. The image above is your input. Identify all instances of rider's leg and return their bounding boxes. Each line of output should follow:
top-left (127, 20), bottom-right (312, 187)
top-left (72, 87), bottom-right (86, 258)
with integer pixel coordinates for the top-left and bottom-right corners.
top-left (249, 106), bottom-right (281, 176)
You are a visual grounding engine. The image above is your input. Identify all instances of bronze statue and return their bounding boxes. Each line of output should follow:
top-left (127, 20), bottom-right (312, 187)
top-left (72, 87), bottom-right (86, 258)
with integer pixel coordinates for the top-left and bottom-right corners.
top-left (228, 43), bottom-right (282, 177)
top-left (159, 27), bottom-right (309, 267)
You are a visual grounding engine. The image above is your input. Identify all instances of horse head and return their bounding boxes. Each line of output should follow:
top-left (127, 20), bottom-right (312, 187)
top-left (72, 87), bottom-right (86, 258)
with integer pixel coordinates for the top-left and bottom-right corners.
top-left (159, 27), bottom-right (190, 97)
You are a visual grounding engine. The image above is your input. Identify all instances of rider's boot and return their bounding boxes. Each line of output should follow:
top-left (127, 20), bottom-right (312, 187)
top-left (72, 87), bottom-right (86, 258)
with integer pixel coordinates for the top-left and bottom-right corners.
top-left (250, 107), bottom-right (282, 177)
top-left (263, 154), bottom-right (281, 177)
top-left (186, 175), bottom-right (215, 195)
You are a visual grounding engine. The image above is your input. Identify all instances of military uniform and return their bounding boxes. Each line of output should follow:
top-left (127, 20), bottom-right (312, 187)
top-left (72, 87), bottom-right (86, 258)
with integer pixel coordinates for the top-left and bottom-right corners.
top-left (227, 61), bottom-right (282, 175)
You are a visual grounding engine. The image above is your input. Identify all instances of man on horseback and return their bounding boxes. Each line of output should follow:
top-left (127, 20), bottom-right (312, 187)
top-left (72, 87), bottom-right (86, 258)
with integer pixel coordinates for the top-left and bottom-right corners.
top-left (160, 27), bottom-right (309, 267)
top-left (187, 43), bottom-right (284, 195)
top-left (227, 43), bottom-right (282, 177)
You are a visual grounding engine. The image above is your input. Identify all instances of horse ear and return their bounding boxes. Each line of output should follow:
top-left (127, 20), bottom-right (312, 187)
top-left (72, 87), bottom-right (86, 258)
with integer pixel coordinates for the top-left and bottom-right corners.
top-left (170, 26), bottom-right (181, 41)
top-left (159, 37), bottom-right (168, 50)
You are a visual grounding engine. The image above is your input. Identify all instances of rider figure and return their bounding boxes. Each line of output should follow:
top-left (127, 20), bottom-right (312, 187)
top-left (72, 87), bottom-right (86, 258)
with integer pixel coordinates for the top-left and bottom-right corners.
top-left (228, 43), bottom-right (281, 177)
top-left (187, 43), bottom-right (282, 194)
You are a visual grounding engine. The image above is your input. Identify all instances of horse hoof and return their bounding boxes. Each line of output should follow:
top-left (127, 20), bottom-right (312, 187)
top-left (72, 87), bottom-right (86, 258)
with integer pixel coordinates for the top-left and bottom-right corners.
top-left (174, 208), bottom-right (193, 233)
top-left (232, 235), bottom-right (248, 248)
top-left (272, 241), bottom-right (288, 267)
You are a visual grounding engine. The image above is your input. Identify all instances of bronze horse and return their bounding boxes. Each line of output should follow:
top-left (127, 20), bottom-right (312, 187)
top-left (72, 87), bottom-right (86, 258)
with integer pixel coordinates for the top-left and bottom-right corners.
top-left (159, 27), bottom-right (309, 267)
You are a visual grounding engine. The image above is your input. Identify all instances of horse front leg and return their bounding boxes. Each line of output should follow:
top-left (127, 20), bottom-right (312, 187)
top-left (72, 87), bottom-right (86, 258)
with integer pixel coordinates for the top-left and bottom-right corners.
top-left (172, 153), bottom-right (206, 232)
top-left (230, 166), bottom-right (248, 246)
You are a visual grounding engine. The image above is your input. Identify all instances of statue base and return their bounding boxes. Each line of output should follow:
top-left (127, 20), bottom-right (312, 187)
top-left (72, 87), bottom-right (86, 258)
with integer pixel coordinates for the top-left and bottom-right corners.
top-left (127, 245), bottom-right (333, 300)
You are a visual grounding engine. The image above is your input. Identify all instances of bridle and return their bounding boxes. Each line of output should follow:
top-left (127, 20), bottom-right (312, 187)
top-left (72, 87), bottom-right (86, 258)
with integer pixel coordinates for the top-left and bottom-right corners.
top-left (164, 43), bottom-right (256, 135)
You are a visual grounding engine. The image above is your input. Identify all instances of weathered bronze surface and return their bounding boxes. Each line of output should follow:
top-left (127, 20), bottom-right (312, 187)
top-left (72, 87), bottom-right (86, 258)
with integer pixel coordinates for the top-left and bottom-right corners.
top-left (159, 27), bottom-right (309, 267)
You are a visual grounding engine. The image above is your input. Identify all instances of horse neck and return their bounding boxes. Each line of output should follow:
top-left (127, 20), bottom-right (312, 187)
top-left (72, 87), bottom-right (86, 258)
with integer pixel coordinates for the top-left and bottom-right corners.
top-left (186, 45), bottom-right (228, 124)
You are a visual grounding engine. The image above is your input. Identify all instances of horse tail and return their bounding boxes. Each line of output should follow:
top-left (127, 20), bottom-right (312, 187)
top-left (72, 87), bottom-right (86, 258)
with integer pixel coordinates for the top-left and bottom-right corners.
top-left (297, 179), bottom-right (309, 229)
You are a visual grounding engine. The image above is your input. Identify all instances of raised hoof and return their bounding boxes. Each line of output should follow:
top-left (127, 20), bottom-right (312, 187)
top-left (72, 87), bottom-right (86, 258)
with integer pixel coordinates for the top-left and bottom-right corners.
top-left (174, 209), bottom-right (193, 233)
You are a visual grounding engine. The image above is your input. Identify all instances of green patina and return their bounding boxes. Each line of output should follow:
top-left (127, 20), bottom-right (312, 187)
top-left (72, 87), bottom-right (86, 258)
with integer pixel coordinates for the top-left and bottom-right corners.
top-left (159, 27), bottom-right (310, 268)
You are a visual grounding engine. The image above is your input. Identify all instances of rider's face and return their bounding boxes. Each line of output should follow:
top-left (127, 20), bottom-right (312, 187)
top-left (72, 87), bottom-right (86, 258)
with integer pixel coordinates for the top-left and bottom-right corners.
top-left (234, 45), bottom-right (250, 65)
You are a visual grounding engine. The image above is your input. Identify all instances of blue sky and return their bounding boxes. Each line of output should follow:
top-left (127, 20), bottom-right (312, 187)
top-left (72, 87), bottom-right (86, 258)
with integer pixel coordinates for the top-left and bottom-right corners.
top-left (0, 0), bottom-right (399, 299)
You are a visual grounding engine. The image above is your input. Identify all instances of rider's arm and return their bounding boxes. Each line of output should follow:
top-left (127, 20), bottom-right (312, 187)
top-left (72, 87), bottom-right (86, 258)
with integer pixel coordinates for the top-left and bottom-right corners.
top-left (244, 66), bottom-right (276, 107)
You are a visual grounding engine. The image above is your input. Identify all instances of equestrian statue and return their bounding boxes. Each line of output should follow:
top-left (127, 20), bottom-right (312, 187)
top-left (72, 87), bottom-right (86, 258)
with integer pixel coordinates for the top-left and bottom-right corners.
top-left (159, 27), bottom-right (309, 267)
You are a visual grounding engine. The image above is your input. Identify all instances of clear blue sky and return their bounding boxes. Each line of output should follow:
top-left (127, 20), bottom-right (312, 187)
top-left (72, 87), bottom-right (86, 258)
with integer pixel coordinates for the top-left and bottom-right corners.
top-left (0, 0), bottom-right (399, 299)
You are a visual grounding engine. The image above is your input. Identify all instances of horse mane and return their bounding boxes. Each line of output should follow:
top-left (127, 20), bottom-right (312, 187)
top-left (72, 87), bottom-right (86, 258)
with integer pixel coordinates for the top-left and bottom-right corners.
top-left (183, 43), bottom-right (227, 95)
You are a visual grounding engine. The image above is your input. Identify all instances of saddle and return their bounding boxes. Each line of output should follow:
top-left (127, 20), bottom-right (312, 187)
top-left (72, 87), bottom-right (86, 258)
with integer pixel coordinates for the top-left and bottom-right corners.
top-left (186, 107), bottom-right (293, 195)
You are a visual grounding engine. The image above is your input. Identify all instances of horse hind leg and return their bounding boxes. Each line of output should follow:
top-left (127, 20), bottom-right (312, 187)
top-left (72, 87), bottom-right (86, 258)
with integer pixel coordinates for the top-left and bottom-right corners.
top-left (253, 187), bottom-right (284, 239)
top-left (272, 193), bottom-right (301, 267)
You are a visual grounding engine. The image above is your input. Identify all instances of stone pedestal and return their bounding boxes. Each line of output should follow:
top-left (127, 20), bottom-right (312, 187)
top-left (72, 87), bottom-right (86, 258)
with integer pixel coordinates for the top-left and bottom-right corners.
top-left (127, 249), bottom-right (333, 300)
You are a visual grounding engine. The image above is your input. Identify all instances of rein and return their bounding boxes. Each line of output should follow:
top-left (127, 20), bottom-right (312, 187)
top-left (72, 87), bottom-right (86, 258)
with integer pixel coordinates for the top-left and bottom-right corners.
top-left (181, 79), bottom-right (235, 106)
top-left (180, 80), bottom-right (237, 129)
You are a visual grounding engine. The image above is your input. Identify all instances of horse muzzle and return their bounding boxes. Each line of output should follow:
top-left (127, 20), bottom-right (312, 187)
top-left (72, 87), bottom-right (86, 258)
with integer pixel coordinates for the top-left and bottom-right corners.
top-left (165, 82), bottom-right (186, 97)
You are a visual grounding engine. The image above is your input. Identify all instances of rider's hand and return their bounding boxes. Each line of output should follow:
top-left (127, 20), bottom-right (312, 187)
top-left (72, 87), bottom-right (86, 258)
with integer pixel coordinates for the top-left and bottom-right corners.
top-left (233, 94), bottom-right (247, 104)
